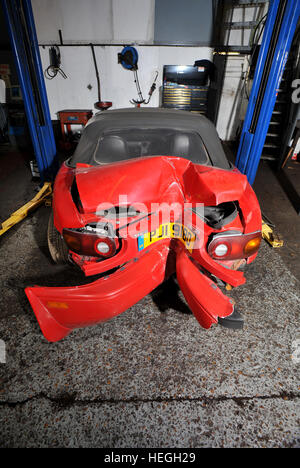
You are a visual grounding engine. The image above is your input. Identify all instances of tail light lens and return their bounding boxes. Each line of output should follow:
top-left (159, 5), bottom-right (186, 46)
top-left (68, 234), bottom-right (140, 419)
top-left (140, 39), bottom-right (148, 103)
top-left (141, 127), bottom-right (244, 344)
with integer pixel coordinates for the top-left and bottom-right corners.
top-left (63, 227), bottom-right (117, 258)
top-left (208, 231), bottom-right (261, 260)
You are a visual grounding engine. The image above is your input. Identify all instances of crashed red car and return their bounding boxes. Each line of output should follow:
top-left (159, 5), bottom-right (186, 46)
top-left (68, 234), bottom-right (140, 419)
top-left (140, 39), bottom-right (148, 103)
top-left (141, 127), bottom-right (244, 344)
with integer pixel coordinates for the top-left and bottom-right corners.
top-left (25, 108), bottom-right (261, 342)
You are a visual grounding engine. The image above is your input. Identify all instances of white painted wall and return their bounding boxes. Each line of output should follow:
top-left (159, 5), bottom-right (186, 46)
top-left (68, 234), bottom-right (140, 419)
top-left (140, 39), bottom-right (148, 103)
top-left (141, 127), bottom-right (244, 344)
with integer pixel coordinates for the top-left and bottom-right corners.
top-left (39, 45), bottom-right (213, 118)
top-left (34, 0), bottom-right (214, 127)
top-left (32, 0), bottom-right (156, 44)
top-left (33, 0), bottom-right (212, 116)
top-left (32, 0), bottom-right (268, 140)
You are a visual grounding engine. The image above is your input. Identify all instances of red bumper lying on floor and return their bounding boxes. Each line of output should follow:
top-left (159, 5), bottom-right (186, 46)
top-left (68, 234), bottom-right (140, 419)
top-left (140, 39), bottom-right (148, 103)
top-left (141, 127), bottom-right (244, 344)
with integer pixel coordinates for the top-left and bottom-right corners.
top-left (25, 244), bottom-right (235, 342)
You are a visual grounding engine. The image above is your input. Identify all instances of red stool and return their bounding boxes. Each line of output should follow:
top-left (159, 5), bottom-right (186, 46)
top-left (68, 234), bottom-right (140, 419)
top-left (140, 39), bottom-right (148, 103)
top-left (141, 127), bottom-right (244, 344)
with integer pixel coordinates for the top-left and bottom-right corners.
top-left (58, 109), bottom-right (93, 148)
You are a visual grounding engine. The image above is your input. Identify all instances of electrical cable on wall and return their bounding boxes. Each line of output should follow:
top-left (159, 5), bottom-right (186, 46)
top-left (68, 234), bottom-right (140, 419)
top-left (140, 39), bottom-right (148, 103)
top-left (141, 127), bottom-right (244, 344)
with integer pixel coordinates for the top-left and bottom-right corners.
top-left (44, 46), bottom-right (67, 80)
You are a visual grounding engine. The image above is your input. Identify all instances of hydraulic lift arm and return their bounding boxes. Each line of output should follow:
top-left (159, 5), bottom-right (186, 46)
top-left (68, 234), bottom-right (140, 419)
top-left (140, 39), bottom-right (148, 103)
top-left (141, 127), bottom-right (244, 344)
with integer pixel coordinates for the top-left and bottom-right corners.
top-left (236, 0), bottom-right (300, 185)
top-left (0, 183), bottom-right (52, 237)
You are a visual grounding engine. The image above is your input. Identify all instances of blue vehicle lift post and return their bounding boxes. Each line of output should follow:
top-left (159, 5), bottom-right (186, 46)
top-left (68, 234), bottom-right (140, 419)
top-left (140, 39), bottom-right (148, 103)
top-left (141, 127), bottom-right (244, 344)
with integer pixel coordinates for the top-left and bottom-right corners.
top-left (1, 0), bottom-right (58, 182)
top-left (236, 0), bottom-right (300, 185)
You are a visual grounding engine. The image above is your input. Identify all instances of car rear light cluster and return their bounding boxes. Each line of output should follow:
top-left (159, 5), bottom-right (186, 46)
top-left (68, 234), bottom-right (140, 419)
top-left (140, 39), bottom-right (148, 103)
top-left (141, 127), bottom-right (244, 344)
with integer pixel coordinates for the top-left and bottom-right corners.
top-left (63, 225), bottom-right (117, 258)
top-left (208, 230), bottom-right (261, 261)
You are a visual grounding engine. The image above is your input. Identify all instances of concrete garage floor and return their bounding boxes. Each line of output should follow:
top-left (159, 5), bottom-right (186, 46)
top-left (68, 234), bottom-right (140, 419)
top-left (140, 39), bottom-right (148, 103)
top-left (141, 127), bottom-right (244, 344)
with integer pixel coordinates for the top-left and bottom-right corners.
top-left (0, 146), bottom-right (299, 448)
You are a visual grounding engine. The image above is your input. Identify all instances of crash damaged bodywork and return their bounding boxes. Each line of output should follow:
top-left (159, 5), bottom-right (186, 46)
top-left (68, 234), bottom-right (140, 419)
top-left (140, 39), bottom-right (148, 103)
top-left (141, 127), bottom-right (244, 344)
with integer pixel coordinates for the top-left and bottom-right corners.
top-left (25, 109), bottom-right (262, 342)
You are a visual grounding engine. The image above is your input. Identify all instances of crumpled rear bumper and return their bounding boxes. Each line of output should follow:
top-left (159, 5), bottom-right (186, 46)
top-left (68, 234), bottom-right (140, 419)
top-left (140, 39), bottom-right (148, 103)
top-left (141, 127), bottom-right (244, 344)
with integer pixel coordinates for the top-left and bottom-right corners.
top-left (25, 246), bottom-right (169, 342)
top-left (25, 243), bottom-right (239, 342)
top-left (176, 248), bottom-right (234, 329)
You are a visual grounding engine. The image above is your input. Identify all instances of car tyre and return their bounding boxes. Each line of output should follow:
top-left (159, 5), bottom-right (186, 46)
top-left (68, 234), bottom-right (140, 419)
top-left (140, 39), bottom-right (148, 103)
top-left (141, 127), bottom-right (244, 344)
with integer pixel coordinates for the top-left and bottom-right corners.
top-left (47, 211), bottom-right (69, 264)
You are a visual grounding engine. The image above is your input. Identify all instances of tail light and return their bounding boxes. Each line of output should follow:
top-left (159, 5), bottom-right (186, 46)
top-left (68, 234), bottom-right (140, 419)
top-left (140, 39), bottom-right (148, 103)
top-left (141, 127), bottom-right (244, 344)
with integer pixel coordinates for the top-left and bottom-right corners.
top-left (63, 226), bottom-right (117, 258)
top-left (208, 231), bottom-right (261, 261)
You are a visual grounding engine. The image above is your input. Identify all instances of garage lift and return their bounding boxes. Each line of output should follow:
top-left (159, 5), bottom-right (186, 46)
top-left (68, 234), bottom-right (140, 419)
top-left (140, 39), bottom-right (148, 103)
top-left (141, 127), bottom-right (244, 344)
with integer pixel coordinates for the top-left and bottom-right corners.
top-left (235, 0), bottom-right (300, 185)
top-left (1, 0), bottom-right (57, 236)
top-left (234, 0), bottom-right (300, 246)
top-left (1, 0), bottom-right (57, 181)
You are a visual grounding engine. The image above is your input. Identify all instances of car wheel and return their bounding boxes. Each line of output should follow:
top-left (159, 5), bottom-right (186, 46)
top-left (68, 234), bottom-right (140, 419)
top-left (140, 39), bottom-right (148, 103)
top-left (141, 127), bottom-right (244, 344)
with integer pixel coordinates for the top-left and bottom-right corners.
top-left (47, 211), bottom-right (69, 264)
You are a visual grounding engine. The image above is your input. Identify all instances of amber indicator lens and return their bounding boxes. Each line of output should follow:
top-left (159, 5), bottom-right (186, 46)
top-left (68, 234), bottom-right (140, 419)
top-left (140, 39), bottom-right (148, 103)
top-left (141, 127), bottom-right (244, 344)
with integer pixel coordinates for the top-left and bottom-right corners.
top-left (244, 236), bottom-right (261, 255)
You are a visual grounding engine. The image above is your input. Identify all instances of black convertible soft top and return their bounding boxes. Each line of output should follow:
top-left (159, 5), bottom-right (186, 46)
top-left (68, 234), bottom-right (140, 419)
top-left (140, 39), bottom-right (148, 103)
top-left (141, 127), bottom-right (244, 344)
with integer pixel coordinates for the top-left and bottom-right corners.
top-left (69, 108), bottom-right (230, 170)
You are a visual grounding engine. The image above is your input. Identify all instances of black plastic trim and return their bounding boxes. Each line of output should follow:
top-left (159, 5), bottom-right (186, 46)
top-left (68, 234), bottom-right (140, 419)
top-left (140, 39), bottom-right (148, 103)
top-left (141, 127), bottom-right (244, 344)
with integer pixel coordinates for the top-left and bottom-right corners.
top-left (218, 309), bottom-right (244, 330)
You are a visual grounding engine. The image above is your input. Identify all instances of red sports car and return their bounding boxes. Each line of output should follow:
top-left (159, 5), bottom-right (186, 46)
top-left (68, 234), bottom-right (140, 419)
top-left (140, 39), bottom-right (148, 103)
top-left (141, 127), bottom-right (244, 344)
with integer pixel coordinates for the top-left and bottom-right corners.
top-left (25, 108), bottom-right (262, 342)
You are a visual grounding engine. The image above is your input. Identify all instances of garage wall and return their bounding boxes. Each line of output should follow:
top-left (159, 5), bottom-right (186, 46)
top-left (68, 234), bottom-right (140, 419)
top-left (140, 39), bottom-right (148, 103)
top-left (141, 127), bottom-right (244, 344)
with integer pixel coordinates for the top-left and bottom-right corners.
top-left (32, 0), bottom-right (156, 44)
top-left (31, 0), bottom-right (263, 140)
top-left (32, 0), bottom-right (213, 124)
top-left (38, 45), bottom-right (213, 117)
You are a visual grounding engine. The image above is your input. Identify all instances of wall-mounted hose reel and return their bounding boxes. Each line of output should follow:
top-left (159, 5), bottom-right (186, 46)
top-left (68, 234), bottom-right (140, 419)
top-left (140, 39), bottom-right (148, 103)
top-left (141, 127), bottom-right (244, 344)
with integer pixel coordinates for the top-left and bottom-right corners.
top-left (118, 46), bottom-right (158, 106)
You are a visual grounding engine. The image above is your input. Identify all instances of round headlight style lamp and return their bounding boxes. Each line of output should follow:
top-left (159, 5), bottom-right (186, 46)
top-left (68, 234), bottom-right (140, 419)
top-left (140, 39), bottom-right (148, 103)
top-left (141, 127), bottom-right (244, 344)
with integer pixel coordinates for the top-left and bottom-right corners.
top-left (96, 241), bottom-right (110, 254)
top-left (214, 243), bottom-right (229, 257)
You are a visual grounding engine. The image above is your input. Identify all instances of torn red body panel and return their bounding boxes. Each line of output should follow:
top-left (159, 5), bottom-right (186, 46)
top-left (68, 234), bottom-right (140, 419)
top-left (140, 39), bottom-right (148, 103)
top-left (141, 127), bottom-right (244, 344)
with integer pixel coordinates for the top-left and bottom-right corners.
top-left (25, 109), bottom-right (262, 343)
top-left (176, 245), bottom-right (234, 329)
